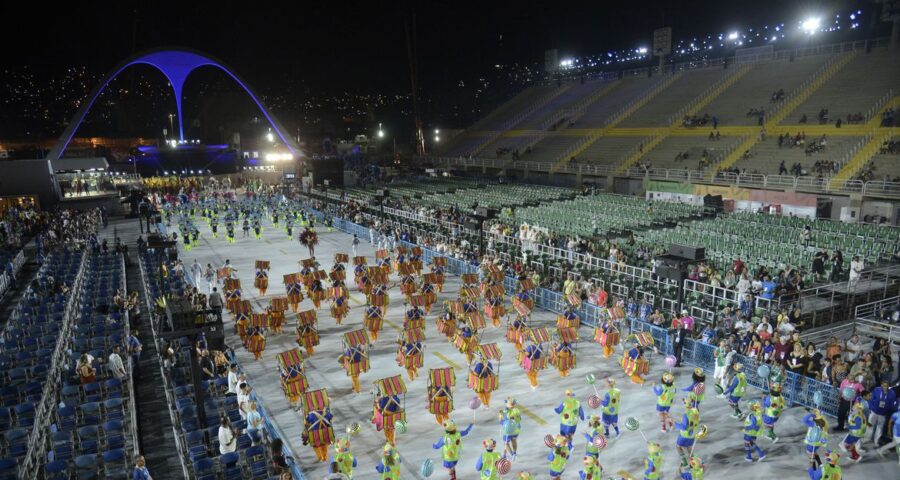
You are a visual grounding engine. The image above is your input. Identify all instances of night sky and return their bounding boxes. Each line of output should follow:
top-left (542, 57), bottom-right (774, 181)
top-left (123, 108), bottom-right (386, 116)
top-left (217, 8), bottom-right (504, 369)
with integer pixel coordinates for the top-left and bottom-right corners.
top-left (4, 0), bottom-right (871, 94)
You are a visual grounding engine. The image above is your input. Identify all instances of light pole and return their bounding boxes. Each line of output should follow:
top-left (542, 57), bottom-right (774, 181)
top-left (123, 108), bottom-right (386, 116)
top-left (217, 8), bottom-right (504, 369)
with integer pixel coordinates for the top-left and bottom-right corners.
top-left (168, 114), bottom-right (175, 141)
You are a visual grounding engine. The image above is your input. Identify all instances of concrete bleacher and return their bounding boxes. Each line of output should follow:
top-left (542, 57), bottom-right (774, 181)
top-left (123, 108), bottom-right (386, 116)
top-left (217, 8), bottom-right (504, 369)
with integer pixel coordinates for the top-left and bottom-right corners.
top-left (575, 136), bottom-right (645, 166)
top-left (479, 135), bottom-right (540, 159)
top-left (782, 49), bottom-right (900, 125)
top-left (731, 134), bottom-right (864, 174)
top-left (575, 76), bottom-right (659, 128)
top-left (618, 68), bottom-right (727, 127)
top-left (440, 135), bottom-right (488, 157)
top-left (701, 56), bottom-right (828, 126)
top-left (515, 79), bottom-right (612, 129)
top-left (863, 137), bottom-right (900, 181)
top-left (516, 135), bottom-right (584, 163)
top-left (644, 135), bottom-right (742, 170)
top-left (470, 85), bottom-right (552, 131)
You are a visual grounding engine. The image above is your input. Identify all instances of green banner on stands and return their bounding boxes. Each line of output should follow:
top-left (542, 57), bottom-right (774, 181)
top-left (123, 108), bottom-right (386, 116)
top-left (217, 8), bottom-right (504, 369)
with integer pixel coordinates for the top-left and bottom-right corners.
top-left (647, 180), bottom-right (693, 194)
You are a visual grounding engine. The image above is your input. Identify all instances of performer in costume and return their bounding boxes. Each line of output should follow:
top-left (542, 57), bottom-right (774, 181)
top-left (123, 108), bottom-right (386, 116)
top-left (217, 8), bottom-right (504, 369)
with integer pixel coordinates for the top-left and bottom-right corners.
top-left (679, 456), bottom-right (705, 480)
top-left (421, 281), bottom-right (437, 314)
top-left (308, 279), bottom-right (325, 309)
top-left (398, 337), bottom-right (423, 381)
top-left (364, 305), bottom-right (384, 342)
top-left (330, 295), bottom-right (348, 325)
top-left (471, 354), bottom-right (496, 407)
top-left (583, 415), bottom-right (604, 459)
top-left (553, 338), bottom-right (575, 378)
top-left (475, 439), bottom-right (501, 480)
top-left (428, 381), bottom-right (453, 427)
top-left (499, 397), bottom-right (522, 458)
top-left (807, 450), bottom-right (842, 480)
top-left (344, 344), bottom-right (366, 393)
top-left (242, 218), bottom-right (250, 237)
top-left (762, 382), bottom-right (786, 442)
top-left (226, 221), bottom-right (235, 243)
top-left (486, 293), bottom-right (505, 328)
top-left (254, 265), bottom-right (269, 296)
top-left (654, 372), bottom-right (676, 432)
top-left (723, 362), bottom-right (748, 418)
top-left (599, 379), bottom-right (621, 438)
top-left (522, 341), bottom-right (544, 388)
top-left (804, 409), bottom-right (830, 469)
top-left (546, 435), bottom-right (574, 480)
top-left (507, 314), bottom-right (528, 353)
top-left (742, 400), bottom-right (766, 462)
top-left (579, 455), bottom-right (603, 480)
top-left (841, 398), bottom-right (867, 462)
top-left (623, 341), bottom-right (647, 384)
top-left (374, 394), bottom-right (402, 446)
top-left (304, 406), bottom-right (334, 462)
top-left (247, 327), bottom-right (266, 360)
top-left (210, 217), bottom-right (218, 238)
top-left (375, 443), bottom-right (401, 480)
top-left (683, 368), bottom-right (706, 410)
top-left (456, 318), bottom-right (477, 364)
top-left (555, 390), bottom-right (585, 441)
top-left (644, 442), bottom-right (663, 480)
top-left (253, 218), bottom-right (262, 239)
top-left (432, 420), bottom-right (474, 480)
top-left (599, 319), bottom-right (617, 359)
top-left (675, 397), bottom-right (701, 466)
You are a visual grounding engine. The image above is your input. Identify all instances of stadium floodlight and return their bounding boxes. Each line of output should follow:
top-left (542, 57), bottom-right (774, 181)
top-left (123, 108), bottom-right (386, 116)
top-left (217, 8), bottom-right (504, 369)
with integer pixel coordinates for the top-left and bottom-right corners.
top-left (637, 47), bottom-right (648, 54)
top-left (801, 17), bottom-right (821, 34)
top-left (434, 129), bottom-right (440, 134)
top-left (727, 32), bottom-right (739, 40)
top-left (434, 136), bottom-right (440, 143)
top-left (266, 132), bottom-right (274, 142)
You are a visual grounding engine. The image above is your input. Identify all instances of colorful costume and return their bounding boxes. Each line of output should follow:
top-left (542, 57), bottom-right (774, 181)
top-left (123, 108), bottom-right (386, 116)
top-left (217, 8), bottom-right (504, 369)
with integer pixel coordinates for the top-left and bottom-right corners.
top-left (841, 399), bottom-right (867, 461)
top-left (807, 451), bottom-right (842, 480)
top-left (499, 397), bottom-right (521, 458)
top-left (475, 439), bottom-right (501, 480)
top-left (583, 415), bottom-right (604, 459)
top-left (644, 442), bottom-right (663, 480)
top-left (742, 401), bottom-right (766, 462)
top-left (432, 420), bottom-right (474, 480)
top-left (804, 410), bottom-right (830, 468)
top-left (375, 444), bottom-right (401, 480)
top-left (546, 435), bottom-right (573, 480)
top-left (579, 455), bottom-right (603, 480)
top-left (683, 368), bottom-right (706, 409)
top-left (555, 390), bottom-right (585, 439)
top-left (304, 408), bottom-right (334, 462)
top-left (675, 398), bottom-right (701, 466)
top-left (622, 342), bottom-right (647, 384)
top-left (654, 373), bottom-right (676, 432)
top-left (679, 456), bottom-right (705, 480)
top-left (600, 380), bottom-right (620, 438)
top-left (723, 363), bottom-right (747, 417)
top-left (762, 383), bottom-right (785, 442)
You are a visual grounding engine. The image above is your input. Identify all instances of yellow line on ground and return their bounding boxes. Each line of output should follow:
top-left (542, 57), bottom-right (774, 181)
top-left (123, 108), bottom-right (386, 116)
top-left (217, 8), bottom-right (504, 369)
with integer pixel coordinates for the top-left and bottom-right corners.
top-left (518, 403), bottom-right (548, 426)
top-left (384, 319), bottom-right (401, 331)
top-left (433, 352), bottom-right (462, 370)
top-left (348, 295), bottom-right (365, 306)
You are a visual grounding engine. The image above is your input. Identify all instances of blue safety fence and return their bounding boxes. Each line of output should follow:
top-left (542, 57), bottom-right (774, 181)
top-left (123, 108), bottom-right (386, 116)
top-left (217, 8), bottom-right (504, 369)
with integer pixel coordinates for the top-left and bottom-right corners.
top-left (321, 208), bottom-right (842, 418)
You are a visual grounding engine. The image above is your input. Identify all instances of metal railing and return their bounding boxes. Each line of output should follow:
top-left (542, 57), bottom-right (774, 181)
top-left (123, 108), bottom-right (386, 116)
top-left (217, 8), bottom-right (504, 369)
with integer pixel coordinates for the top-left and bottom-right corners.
top-left (420, 155), bottom-right (900, 198)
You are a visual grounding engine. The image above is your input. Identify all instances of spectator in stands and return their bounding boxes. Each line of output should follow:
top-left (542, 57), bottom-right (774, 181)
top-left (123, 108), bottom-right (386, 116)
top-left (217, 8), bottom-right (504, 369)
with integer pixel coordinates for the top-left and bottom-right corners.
top-left (849, 255), bottom-right (864, 288)
top-left (830, 250), bottom-right (844, 282)
top-left (133, 455), bottom-right (152, 480)
top-left (200, 349), bottom-right (216, 380)
top-left (218, 416), bottom-right (238, 463)
top-left (271, 438), bottom-right (290, 474)
top-left (246, 400), bottom-right (264, 445)
top-left (227, 364), bottom-right (241, 396)
top-left (108, 345), bottom-right (126, 380)
top-left (237, 383), bottom-right (252, 420)
top-left (77, 353), bottom-right (96, 384)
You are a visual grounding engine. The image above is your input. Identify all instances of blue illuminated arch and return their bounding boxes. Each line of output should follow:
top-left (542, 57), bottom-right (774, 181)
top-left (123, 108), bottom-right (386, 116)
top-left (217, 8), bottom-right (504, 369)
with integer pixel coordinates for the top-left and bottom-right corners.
top-left (47, 47), bottom-right (300, 161)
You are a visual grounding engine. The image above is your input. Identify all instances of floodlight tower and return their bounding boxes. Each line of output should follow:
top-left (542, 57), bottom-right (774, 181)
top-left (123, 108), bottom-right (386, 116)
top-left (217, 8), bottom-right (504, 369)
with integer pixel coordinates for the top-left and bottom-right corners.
top-left (653, 27), bottom-right (672, 73)
top-left (878, 0), bottom-right (900, 50)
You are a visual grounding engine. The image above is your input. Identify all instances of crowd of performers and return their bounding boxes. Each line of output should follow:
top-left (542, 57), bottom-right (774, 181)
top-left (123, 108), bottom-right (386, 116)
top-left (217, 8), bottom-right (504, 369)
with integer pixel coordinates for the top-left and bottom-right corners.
top-left (154, 190), bottom-right (873, 480)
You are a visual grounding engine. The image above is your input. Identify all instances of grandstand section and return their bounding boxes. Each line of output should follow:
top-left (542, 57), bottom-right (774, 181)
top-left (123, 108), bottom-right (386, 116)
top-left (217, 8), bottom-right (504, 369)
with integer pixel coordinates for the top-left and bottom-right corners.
top-left (616, 68), bottom-right (727, 127)
top-left (641, 134), bottom-right (743, 170)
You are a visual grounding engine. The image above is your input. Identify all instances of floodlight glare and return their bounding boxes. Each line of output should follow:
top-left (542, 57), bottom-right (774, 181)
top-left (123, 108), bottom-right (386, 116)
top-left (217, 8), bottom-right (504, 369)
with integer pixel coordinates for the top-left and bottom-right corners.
top-left (637, 47), bottom-right (648, 54)
top-left (727, 32), bottom-right (739, 40)
top-left (266, 132), bottom-right (274, 142)
top-left (801, 17), bottom-right (821, 34)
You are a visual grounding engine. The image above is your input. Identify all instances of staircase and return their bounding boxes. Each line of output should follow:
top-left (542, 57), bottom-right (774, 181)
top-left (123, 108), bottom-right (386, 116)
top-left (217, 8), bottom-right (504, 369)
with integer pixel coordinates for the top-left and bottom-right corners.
top-left (122, 233), bottom-right (183, 476)
top-left (828, 132), bottom-right (891, 188)
top-left (613, 135), bottom-right (666, 174)
top-left (765, 51), bottom-right (857, 126)
top-left (670, 64), bottom-right (753, 127)
top-left (707, 52), bottom-right (857, 179)
top-left (552, 80), bottom-right (623, 127)
top-left (470, 85), bottom-right (574, 157)
top-left (548, 74), bottom-right (682, 171)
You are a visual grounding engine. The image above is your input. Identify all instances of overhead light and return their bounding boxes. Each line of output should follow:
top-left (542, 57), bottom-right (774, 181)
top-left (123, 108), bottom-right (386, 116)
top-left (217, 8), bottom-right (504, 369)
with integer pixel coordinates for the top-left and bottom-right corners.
top-left (637, 47), bottom-right (648, 54)
top-left (728, 32), bottom-right (739, 40)
top-left (266, 132), bottom-right (274, 142)
top-left (801, 17), bottom-right (821, 34)
top-left (265, 152), bottom-right (294, 162)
